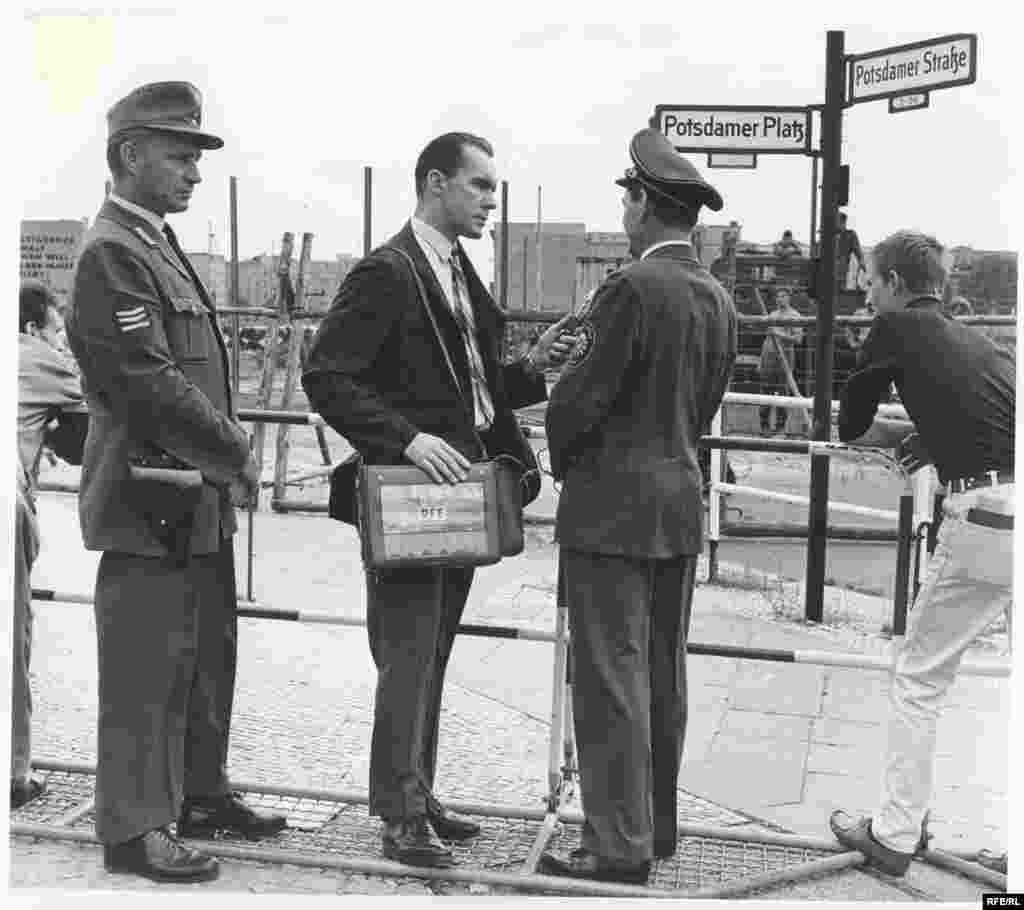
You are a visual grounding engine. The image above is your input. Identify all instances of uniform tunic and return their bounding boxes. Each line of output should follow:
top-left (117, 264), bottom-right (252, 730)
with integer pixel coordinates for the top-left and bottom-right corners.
top-left (546, 242), bottom-right (736, 864)
top-left (67, 197), bottom-right (248, 844)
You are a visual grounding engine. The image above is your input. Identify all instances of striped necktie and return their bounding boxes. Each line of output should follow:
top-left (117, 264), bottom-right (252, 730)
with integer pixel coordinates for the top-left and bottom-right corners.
top-left (448, 251), bottom-right (495, 429)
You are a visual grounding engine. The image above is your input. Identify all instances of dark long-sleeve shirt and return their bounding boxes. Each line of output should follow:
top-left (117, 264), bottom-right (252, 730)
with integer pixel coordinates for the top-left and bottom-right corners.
top-left (838, 297), bottom-right (1015, 484)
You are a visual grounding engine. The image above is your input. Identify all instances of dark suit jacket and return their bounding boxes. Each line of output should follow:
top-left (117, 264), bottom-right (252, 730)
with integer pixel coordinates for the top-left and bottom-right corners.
top-left (67, 199), bottom-right (249, 556)
top-left (302, 221), bottom-right (546, 504)
top-left (546, 243), bottom-right (737, 558)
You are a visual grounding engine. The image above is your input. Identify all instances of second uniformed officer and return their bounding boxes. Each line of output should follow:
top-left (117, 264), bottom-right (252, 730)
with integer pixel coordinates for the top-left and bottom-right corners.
top-left (540, 129), bottom-right (737, 884)
top-left (67, 82), bottom-right (286, 884)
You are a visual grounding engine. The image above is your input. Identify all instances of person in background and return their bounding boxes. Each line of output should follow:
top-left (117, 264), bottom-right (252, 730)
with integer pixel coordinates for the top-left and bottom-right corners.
top-left (844, 298), bottom-right (874, 355)
top-left (829, 230), bottom-right (1014, 877)
top-left (757, 287), bottom-right (803, 434)
top-left (836, 211), bottom-right (865, 290)
top-left (772, 229), bottom-right (803, 259)
top-left (13, 280), bottom-right (87, 811)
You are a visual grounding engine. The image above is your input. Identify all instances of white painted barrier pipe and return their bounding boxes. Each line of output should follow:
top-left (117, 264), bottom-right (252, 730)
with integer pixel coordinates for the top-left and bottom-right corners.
top-left (712, 481), bottom-right (900, 522)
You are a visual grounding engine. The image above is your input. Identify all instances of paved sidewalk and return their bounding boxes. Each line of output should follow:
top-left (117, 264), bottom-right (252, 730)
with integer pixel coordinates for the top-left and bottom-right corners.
top-left (9, 492), bottom-right (1011, 900)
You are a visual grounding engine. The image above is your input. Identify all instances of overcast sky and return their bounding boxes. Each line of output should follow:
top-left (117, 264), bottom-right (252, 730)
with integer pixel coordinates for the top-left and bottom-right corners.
top-left (16, 3), bottom-right (1020, 286)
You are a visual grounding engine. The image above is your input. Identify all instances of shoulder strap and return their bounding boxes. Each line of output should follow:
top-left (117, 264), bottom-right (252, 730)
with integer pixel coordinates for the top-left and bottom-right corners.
top-left (386, 246), bottom-right (488, 456)
top-left (387, 246), bottom-right (466, 405)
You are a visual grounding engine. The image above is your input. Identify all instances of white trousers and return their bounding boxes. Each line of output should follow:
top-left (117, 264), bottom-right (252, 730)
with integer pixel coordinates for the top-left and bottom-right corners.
top-left (872, 483), bottom-right (1014, 853)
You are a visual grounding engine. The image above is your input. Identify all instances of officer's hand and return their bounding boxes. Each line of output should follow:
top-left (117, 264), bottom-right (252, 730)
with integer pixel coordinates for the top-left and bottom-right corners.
top-left (404, 433), bottom-right (470, 485)
top-left (229, 457), bottom-right (261, 507)
top-left (530, 314), bottom-right (580, 369)
top-left (896, 432), bottom-right (932, 474)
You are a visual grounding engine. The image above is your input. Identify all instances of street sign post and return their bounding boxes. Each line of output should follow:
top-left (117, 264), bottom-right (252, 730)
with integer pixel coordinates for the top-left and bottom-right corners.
top-left (847, 33), bottom-right (977, 105)
top-left (657, 30), bottom-right (980, 624)
top-left (653, 105), bottom-right (813, 155)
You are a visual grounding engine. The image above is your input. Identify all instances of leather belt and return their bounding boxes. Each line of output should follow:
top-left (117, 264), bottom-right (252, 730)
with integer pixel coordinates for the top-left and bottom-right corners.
top-left (947, 470), bottom-right (1014, 494)
top-left (966, 508), bottom-right (1014, 530)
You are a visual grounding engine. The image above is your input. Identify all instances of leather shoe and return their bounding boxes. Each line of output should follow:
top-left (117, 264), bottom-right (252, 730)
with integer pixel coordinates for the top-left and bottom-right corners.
top-left (10, 774), bottom-right (47, 810)
top-left (104, 826), bottom-right (219, 883)
top-left (178, 791), bottom-right (287, 839)
top-left (829, 810), bottom-right (914, 876)
top-left (976, 849), bottom-right (1008, 875)
top-left (426, 804), bottom-right (481, 841)
top-left (382, 816), bottom-right (454, 868)
top-left (653, 839), bottom-right (675, 860)
top-left (539, 847), bottom-right (650, 885)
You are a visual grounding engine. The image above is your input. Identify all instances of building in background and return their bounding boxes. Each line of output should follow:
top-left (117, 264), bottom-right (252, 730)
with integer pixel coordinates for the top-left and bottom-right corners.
top-left (20, 219), bottom-right (89, 308)
top-left (185, 251), bottom-right (359, 313)
top-left (492, 221), bottom-right (740, 313)
top-left (186, 252), bottom-right (229, 306)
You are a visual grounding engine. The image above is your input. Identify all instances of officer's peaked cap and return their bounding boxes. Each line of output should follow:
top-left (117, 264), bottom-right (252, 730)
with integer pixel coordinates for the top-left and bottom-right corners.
top-left (615, 127), bottom-right (723, 212)
top-left (107, 81), bottom-right (223, 150)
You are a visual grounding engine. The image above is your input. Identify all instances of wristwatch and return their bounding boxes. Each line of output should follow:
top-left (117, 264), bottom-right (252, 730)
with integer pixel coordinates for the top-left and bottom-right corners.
top-left (524, 349), bottom-right (540, 376)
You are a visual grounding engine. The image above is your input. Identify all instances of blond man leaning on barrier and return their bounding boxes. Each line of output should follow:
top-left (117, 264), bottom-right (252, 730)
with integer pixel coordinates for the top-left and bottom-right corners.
top-left (828, 230), bottom-right (1014, 876)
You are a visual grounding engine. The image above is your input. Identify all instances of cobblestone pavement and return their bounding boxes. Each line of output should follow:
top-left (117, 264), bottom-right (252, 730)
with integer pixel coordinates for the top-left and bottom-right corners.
top-left (9, 493), bottom-right (1010, 901)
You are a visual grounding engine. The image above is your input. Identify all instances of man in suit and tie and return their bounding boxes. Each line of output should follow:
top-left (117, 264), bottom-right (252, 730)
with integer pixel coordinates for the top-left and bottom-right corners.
top-left (303, 132), bottom-right (575, 868)
top-left (540, 129), bottom-right (737, 884)
top-left (67, 82), bottom-right (285, 884)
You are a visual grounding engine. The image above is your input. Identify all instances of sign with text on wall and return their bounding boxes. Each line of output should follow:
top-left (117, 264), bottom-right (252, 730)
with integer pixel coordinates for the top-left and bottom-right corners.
top-left (846, 33), bottom-right (977, 105)
top-left (20, 220), bottom-right (87, 298)
top-left (653, 105), bottom-right (813, 155)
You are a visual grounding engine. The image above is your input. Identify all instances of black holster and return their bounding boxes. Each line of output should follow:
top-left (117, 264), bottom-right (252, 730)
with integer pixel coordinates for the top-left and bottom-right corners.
top-left (127, 453), bottom-right (204, 569)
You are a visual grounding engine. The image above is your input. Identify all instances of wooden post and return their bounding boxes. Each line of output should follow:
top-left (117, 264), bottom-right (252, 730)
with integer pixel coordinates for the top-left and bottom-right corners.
top-left (314, 425), bottom-right (332, 466)
top-left (500, 180), bottom-right (510, 310)
top-left (363, 166), bottom-right (372, 256)
top-left (535, 186), bottom-right (543, 311)
top-left (521, 237), bottom-right (529, 310)
top-left (229, 176), bottom-right (241, 401)
top-left (272, 233), bottom-right (313, 508)
top-left (253, 233), bottom-right (294, 473)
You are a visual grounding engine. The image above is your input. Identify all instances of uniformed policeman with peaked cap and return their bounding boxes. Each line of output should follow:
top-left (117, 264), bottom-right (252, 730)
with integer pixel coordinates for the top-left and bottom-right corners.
top-left (67, 81), bottom-right (285, 884)
top-left (540, 128), bottom-right (737, 884)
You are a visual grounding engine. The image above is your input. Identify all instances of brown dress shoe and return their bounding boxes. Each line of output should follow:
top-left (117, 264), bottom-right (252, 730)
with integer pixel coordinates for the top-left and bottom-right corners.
top-left (539, 847), bottom-right (651, 884)
top-left (382, 816), bottom-right (454, 868)
top-left (829, 810), bottom-right (914, 876)
top-left (10, 774), bottom-right (47, 810)
top-left (426, 804), bottom-right (481, 841)
top-left (103, 826), bottom-right (219, 883)
top-left (178, 791), bottom-right (287, 839)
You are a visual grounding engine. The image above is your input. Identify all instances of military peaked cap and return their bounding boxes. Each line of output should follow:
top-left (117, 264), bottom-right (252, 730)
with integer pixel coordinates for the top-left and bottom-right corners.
top-left (615, 127), bottom-right (723, 212)
top-left (107, 81), bottom-right (223, 150)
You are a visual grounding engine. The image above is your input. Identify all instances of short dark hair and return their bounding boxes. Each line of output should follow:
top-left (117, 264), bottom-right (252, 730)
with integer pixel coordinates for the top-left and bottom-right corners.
top-left (106, 128), bottom-right (151, 179)
top-left (872, 230), bottom-right (947, 295)
top-left (20, 280), bottom-right (59, 334)
top-left (414, 132), bottom-right (494, 197)
top-left (626, 183), bottom-right (697, 231)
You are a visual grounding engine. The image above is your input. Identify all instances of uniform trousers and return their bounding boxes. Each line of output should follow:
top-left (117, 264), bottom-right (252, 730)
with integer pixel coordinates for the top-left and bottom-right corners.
top-left (872, 483), bottom-right (1014, 853)
top-left (93, 540), bottom-right (238, 844)
top-left (11, 487), bottom-right (40, 782)
top-left (366, 565), bottom-right (474, 820)
top-left (562, 548), bottom-right (697, 865)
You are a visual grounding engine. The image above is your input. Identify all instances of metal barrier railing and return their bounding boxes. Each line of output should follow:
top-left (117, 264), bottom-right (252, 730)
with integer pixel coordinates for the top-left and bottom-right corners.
top-left (24, 406), bottom-right (1010, 894)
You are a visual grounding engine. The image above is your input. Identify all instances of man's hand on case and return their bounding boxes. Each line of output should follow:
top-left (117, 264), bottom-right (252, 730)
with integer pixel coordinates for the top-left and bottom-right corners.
top-left (404, 433), bottom-right (470, 485)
